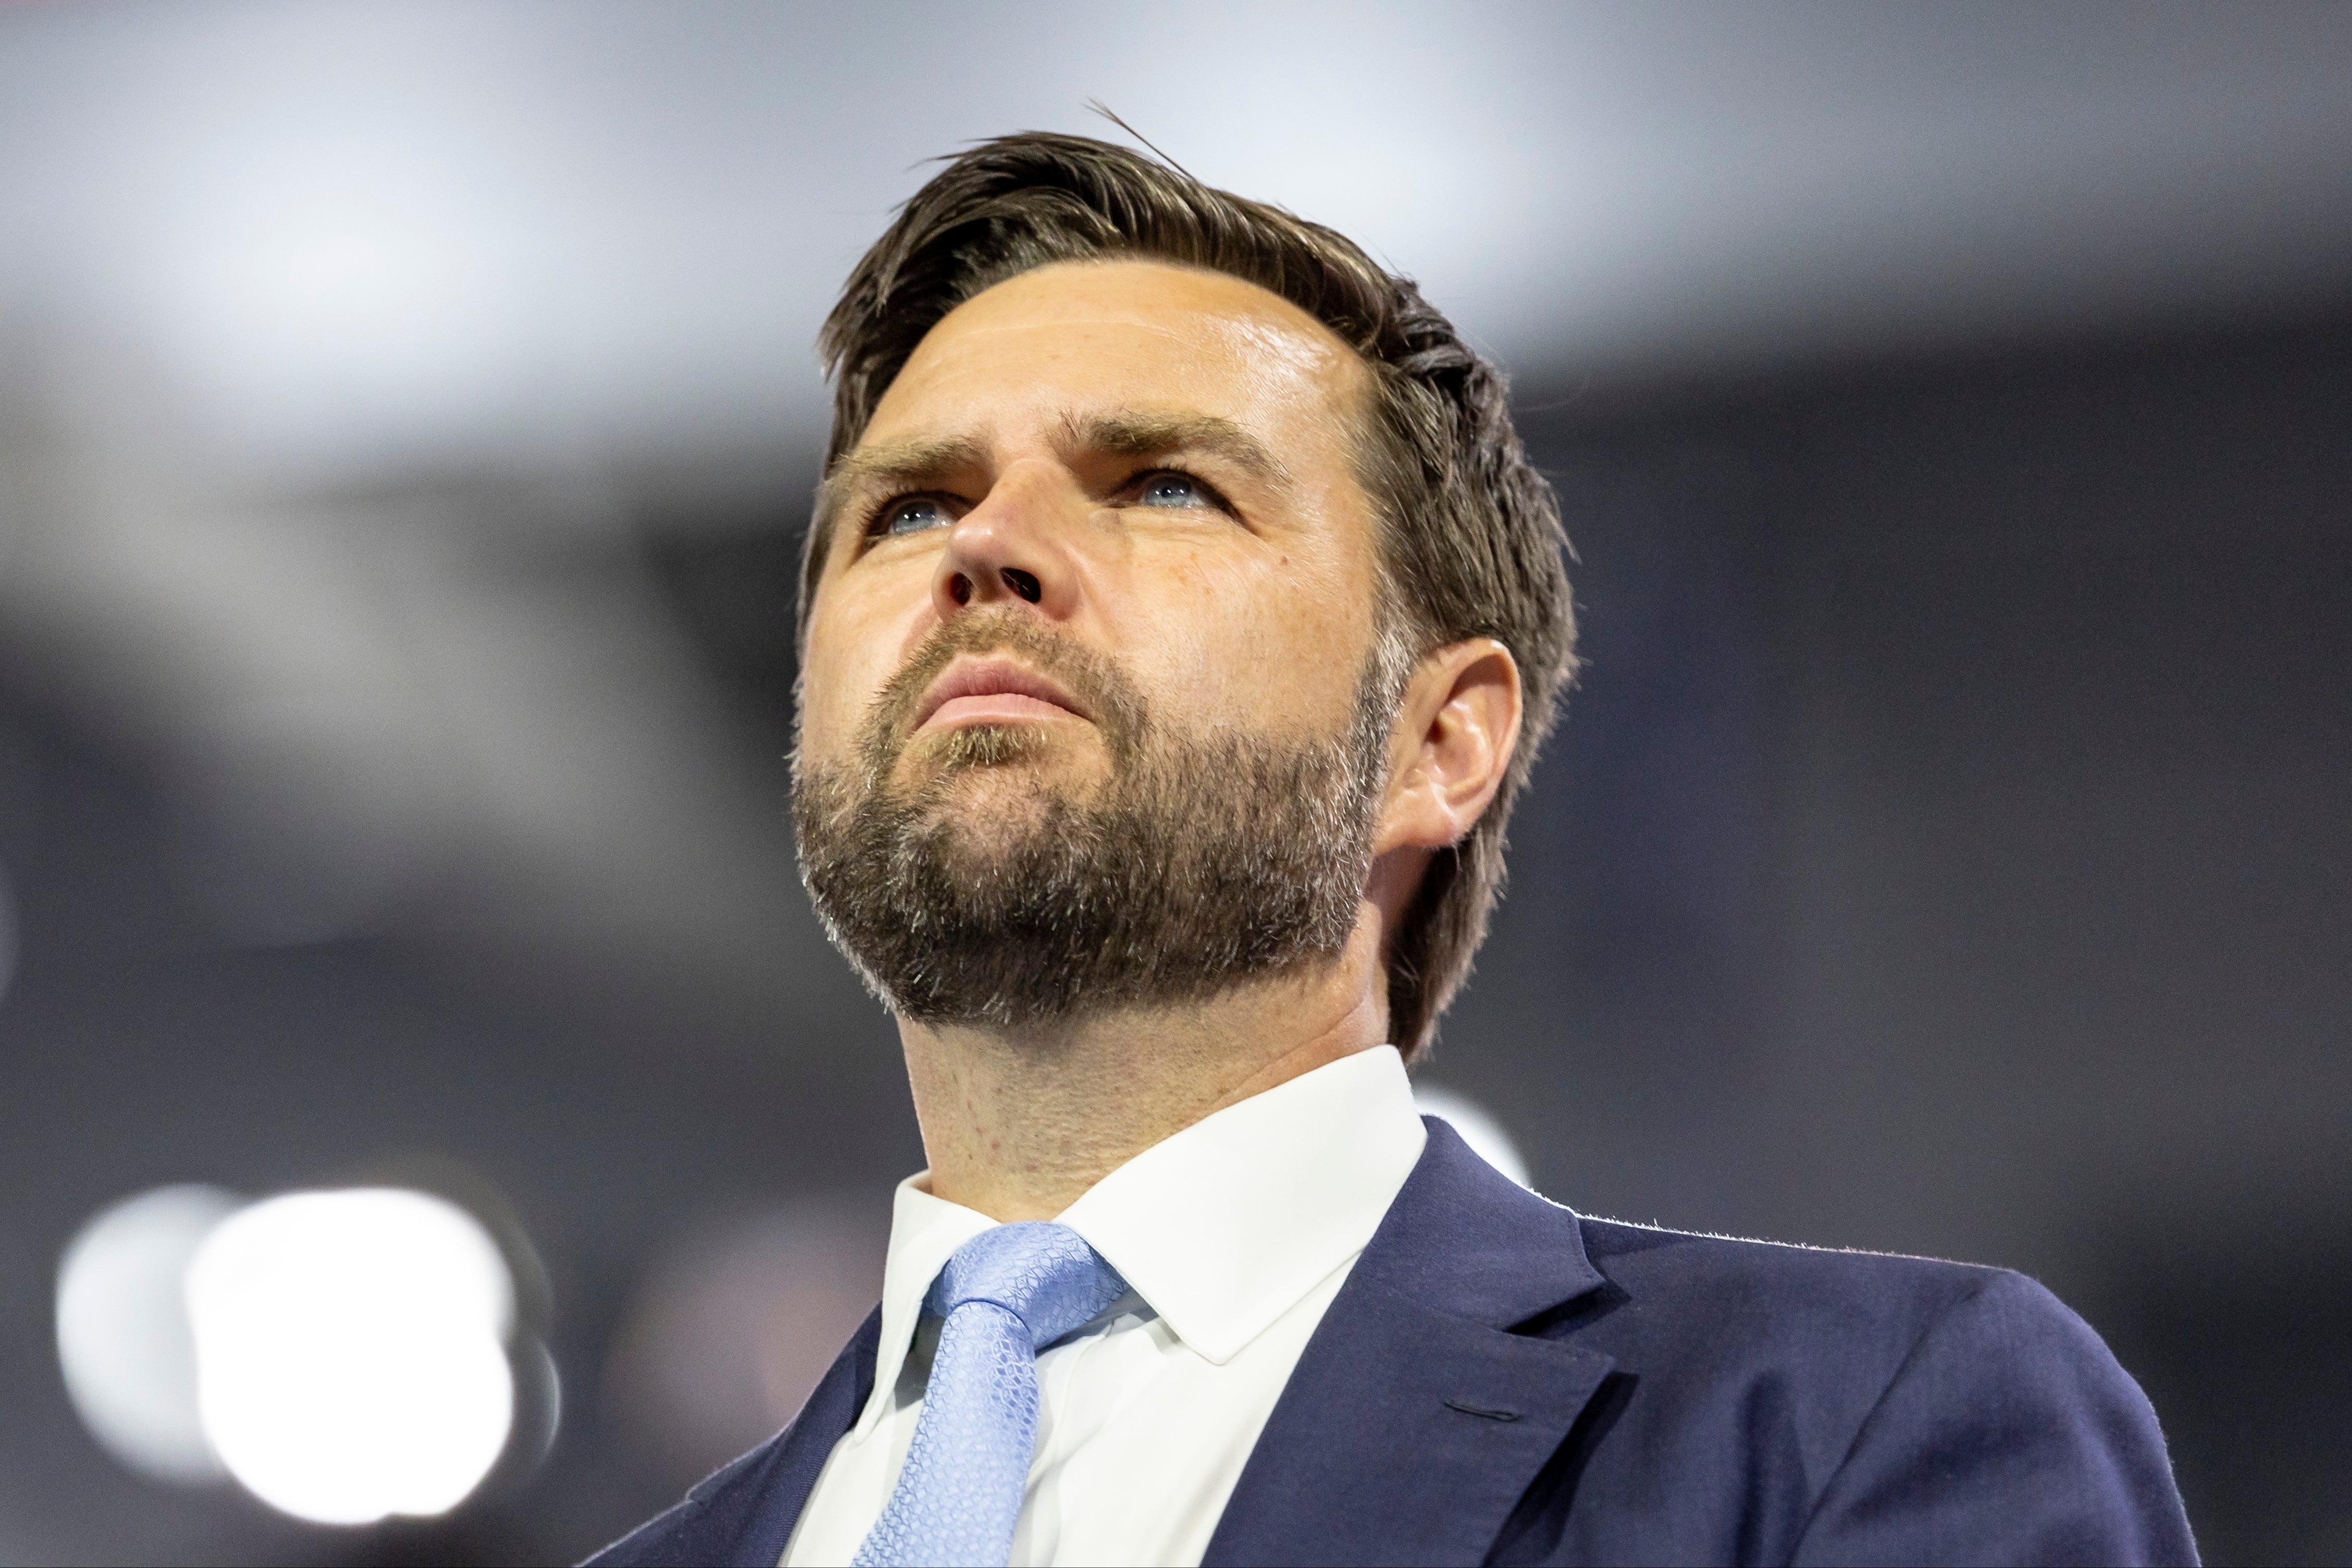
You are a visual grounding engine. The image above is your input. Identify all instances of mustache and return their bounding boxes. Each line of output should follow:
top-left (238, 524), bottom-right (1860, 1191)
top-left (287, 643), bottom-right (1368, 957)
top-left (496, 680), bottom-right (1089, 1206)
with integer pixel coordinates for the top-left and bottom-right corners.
top-left (859, 609), bottom-right (1148, 773)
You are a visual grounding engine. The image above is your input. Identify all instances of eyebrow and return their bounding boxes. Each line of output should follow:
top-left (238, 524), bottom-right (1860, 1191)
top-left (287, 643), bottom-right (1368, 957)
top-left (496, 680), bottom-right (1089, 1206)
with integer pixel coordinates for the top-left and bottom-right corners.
top-left (1055, 410), bottom-right (1293, 491)
top-left (816, 433), bottom-right (991, 522)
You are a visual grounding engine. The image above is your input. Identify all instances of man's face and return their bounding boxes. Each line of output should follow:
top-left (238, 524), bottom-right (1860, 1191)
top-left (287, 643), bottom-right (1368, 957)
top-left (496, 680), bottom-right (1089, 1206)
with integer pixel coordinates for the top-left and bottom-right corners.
top-left (794, 260), bottom-right (1396, 1023)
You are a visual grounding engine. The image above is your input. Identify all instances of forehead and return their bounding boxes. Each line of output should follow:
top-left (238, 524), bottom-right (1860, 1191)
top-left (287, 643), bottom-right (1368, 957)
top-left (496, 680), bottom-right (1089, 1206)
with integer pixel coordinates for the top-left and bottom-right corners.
top-left (861, 259), bottom-right (1373, 448)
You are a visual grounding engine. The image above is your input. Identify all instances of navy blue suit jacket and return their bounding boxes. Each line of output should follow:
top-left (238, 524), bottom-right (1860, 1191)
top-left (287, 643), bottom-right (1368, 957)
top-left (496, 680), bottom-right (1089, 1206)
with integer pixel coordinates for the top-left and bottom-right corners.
top-left (588, 1119), bottom-right (2196, 1566)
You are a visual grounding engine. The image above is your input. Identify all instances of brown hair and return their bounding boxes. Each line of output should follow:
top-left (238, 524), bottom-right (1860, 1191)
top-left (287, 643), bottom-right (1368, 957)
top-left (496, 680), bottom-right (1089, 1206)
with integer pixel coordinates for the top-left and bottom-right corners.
top-left (807, 132), bottom-right (1576, 1059)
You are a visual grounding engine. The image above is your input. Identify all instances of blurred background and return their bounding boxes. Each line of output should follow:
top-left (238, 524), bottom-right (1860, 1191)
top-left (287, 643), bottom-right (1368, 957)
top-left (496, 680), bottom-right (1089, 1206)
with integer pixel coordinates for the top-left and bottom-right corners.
top-left (1, 2), bottom-right (2346, 1562)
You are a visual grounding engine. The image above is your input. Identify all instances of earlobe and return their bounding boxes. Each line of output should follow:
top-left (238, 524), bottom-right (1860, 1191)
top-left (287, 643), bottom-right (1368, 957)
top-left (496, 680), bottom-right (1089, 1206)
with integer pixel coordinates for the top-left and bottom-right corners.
top-left (1376, 639), bottom-right (1522, 854)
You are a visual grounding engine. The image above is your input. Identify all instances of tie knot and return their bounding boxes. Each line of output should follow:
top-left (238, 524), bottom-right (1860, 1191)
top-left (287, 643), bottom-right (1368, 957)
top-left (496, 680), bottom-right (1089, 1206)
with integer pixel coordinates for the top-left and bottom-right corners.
top-left (926, 1222), bottom-right (1129, 1351)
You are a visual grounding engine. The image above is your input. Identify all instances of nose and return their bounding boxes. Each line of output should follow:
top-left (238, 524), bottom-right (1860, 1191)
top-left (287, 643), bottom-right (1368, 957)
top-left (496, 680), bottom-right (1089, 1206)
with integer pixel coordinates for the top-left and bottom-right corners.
top-left (930, 461), bottom-right (1080, 621)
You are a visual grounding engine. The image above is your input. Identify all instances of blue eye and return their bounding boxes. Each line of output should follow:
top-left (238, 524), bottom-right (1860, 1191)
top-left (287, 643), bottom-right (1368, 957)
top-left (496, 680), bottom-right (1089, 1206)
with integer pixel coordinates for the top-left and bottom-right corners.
top-left (879, 497), bottom-right (954, 537)
top-left (1138, 473), bottom-right (1209, 508)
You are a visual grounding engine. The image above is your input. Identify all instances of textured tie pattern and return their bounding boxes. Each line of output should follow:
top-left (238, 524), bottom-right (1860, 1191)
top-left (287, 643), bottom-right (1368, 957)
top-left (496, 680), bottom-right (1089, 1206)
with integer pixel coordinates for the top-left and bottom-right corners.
top-left (853, 1222), bottom-right (1129, 1568)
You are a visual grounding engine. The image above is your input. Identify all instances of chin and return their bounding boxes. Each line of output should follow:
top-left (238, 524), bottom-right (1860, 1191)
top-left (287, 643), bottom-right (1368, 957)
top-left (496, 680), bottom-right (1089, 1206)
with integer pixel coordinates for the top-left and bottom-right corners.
top-left (909, 782), bottom-right (1069, 873)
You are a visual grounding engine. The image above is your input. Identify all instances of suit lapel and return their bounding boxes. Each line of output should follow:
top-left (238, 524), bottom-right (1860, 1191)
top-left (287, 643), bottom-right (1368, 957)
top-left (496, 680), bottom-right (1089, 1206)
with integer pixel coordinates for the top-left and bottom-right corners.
top-left (585, 1305), bottom-right (881, 1567)
top-left (1203, 1122), bottom-right (1616, 1568)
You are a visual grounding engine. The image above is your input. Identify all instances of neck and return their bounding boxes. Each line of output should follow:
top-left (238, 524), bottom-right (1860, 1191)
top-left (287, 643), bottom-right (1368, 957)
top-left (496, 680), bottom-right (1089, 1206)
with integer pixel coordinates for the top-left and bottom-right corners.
top-left (898, 907), bottom-right (1393, 1221)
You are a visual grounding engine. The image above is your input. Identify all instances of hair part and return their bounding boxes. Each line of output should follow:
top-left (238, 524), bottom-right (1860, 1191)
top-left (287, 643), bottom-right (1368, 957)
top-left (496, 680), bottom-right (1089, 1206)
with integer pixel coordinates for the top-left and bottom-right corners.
top-left (807, 131), bottom-right (1577, 1059)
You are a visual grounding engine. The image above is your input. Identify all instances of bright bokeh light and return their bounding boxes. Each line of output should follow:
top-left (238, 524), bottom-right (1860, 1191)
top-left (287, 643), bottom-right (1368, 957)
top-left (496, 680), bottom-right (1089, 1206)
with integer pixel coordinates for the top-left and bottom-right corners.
top-left (184, 1187), bottom-right (516, 1525)
top-left (55, 1184), bottom-right (242, 1483)
top-left (1414, 1086), bottom-right (1532, 1187)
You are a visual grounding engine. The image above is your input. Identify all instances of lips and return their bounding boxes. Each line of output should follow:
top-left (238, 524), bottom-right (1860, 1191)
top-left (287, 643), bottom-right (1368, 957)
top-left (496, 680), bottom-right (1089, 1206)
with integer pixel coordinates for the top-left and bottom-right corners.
top-left (911, 655), bottom-right (1092, 732)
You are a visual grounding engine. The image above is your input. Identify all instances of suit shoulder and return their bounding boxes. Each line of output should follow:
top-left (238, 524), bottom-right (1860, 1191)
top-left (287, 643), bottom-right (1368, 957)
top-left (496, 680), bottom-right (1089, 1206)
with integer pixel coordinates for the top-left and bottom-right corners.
top-left (1564, 1214), bottom-right (2150, 1430)
top-left (1559, 1213), bottom-right (2109, 1395)
top-left (1473, 1199), bottom-right (2193, 1563)
top-left (1576, 1212), bottom-right (2013, 1320)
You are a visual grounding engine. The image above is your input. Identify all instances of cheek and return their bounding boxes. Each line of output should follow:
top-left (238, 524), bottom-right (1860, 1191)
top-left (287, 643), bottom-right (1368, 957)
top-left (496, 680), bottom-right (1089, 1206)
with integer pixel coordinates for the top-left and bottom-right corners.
top-left (1124, 537), bottom-right (1372, 734)
top-left (797, 592), bottom-right (902, 762)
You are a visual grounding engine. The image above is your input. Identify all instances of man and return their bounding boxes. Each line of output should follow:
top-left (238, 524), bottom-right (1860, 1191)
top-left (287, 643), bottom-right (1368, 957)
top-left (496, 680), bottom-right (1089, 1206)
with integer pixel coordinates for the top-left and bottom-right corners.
top-left (592, 133), bottom-right (2195, 1567)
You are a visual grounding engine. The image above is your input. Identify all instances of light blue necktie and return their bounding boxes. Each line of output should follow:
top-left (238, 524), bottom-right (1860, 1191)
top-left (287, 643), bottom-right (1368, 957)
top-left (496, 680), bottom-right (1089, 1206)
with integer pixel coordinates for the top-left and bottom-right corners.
top-left (853, 1222), bottom-right (1130, 1568)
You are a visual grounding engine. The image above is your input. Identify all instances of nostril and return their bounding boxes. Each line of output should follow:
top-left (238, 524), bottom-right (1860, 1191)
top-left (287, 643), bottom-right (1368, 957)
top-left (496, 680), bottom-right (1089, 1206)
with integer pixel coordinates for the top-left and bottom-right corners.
top-left (1001, 567), bottom-right (1042, 604)
top-left (949, 573), bottom-right (973, 606)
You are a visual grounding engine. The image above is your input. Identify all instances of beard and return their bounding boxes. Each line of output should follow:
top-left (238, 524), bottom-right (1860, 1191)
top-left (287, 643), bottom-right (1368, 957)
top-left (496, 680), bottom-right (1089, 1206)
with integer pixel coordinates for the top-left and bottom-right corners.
top-left (792, 609), bottom-right (1396, 1028)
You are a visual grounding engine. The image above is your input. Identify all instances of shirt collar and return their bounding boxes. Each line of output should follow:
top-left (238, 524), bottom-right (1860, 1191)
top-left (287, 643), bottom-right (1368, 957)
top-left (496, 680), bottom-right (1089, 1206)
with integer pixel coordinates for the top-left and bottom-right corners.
top-left (852, 1046), bottom-right (1426, 1435)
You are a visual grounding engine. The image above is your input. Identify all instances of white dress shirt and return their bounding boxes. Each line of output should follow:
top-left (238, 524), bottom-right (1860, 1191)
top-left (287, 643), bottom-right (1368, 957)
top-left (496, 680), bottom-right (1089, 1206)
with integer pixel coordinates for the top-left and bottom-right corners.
top-left (780, 1045), bottom-right (1428, 1568)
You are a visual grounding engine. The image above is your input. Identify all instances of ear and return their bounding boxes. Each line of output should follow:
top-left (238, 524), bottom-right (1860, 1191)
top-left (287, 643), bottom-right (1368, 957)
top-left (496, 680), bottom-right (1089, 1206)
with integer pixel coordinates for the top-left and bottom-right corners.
top-left (1374, 638), bottom-right (1522, 856)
